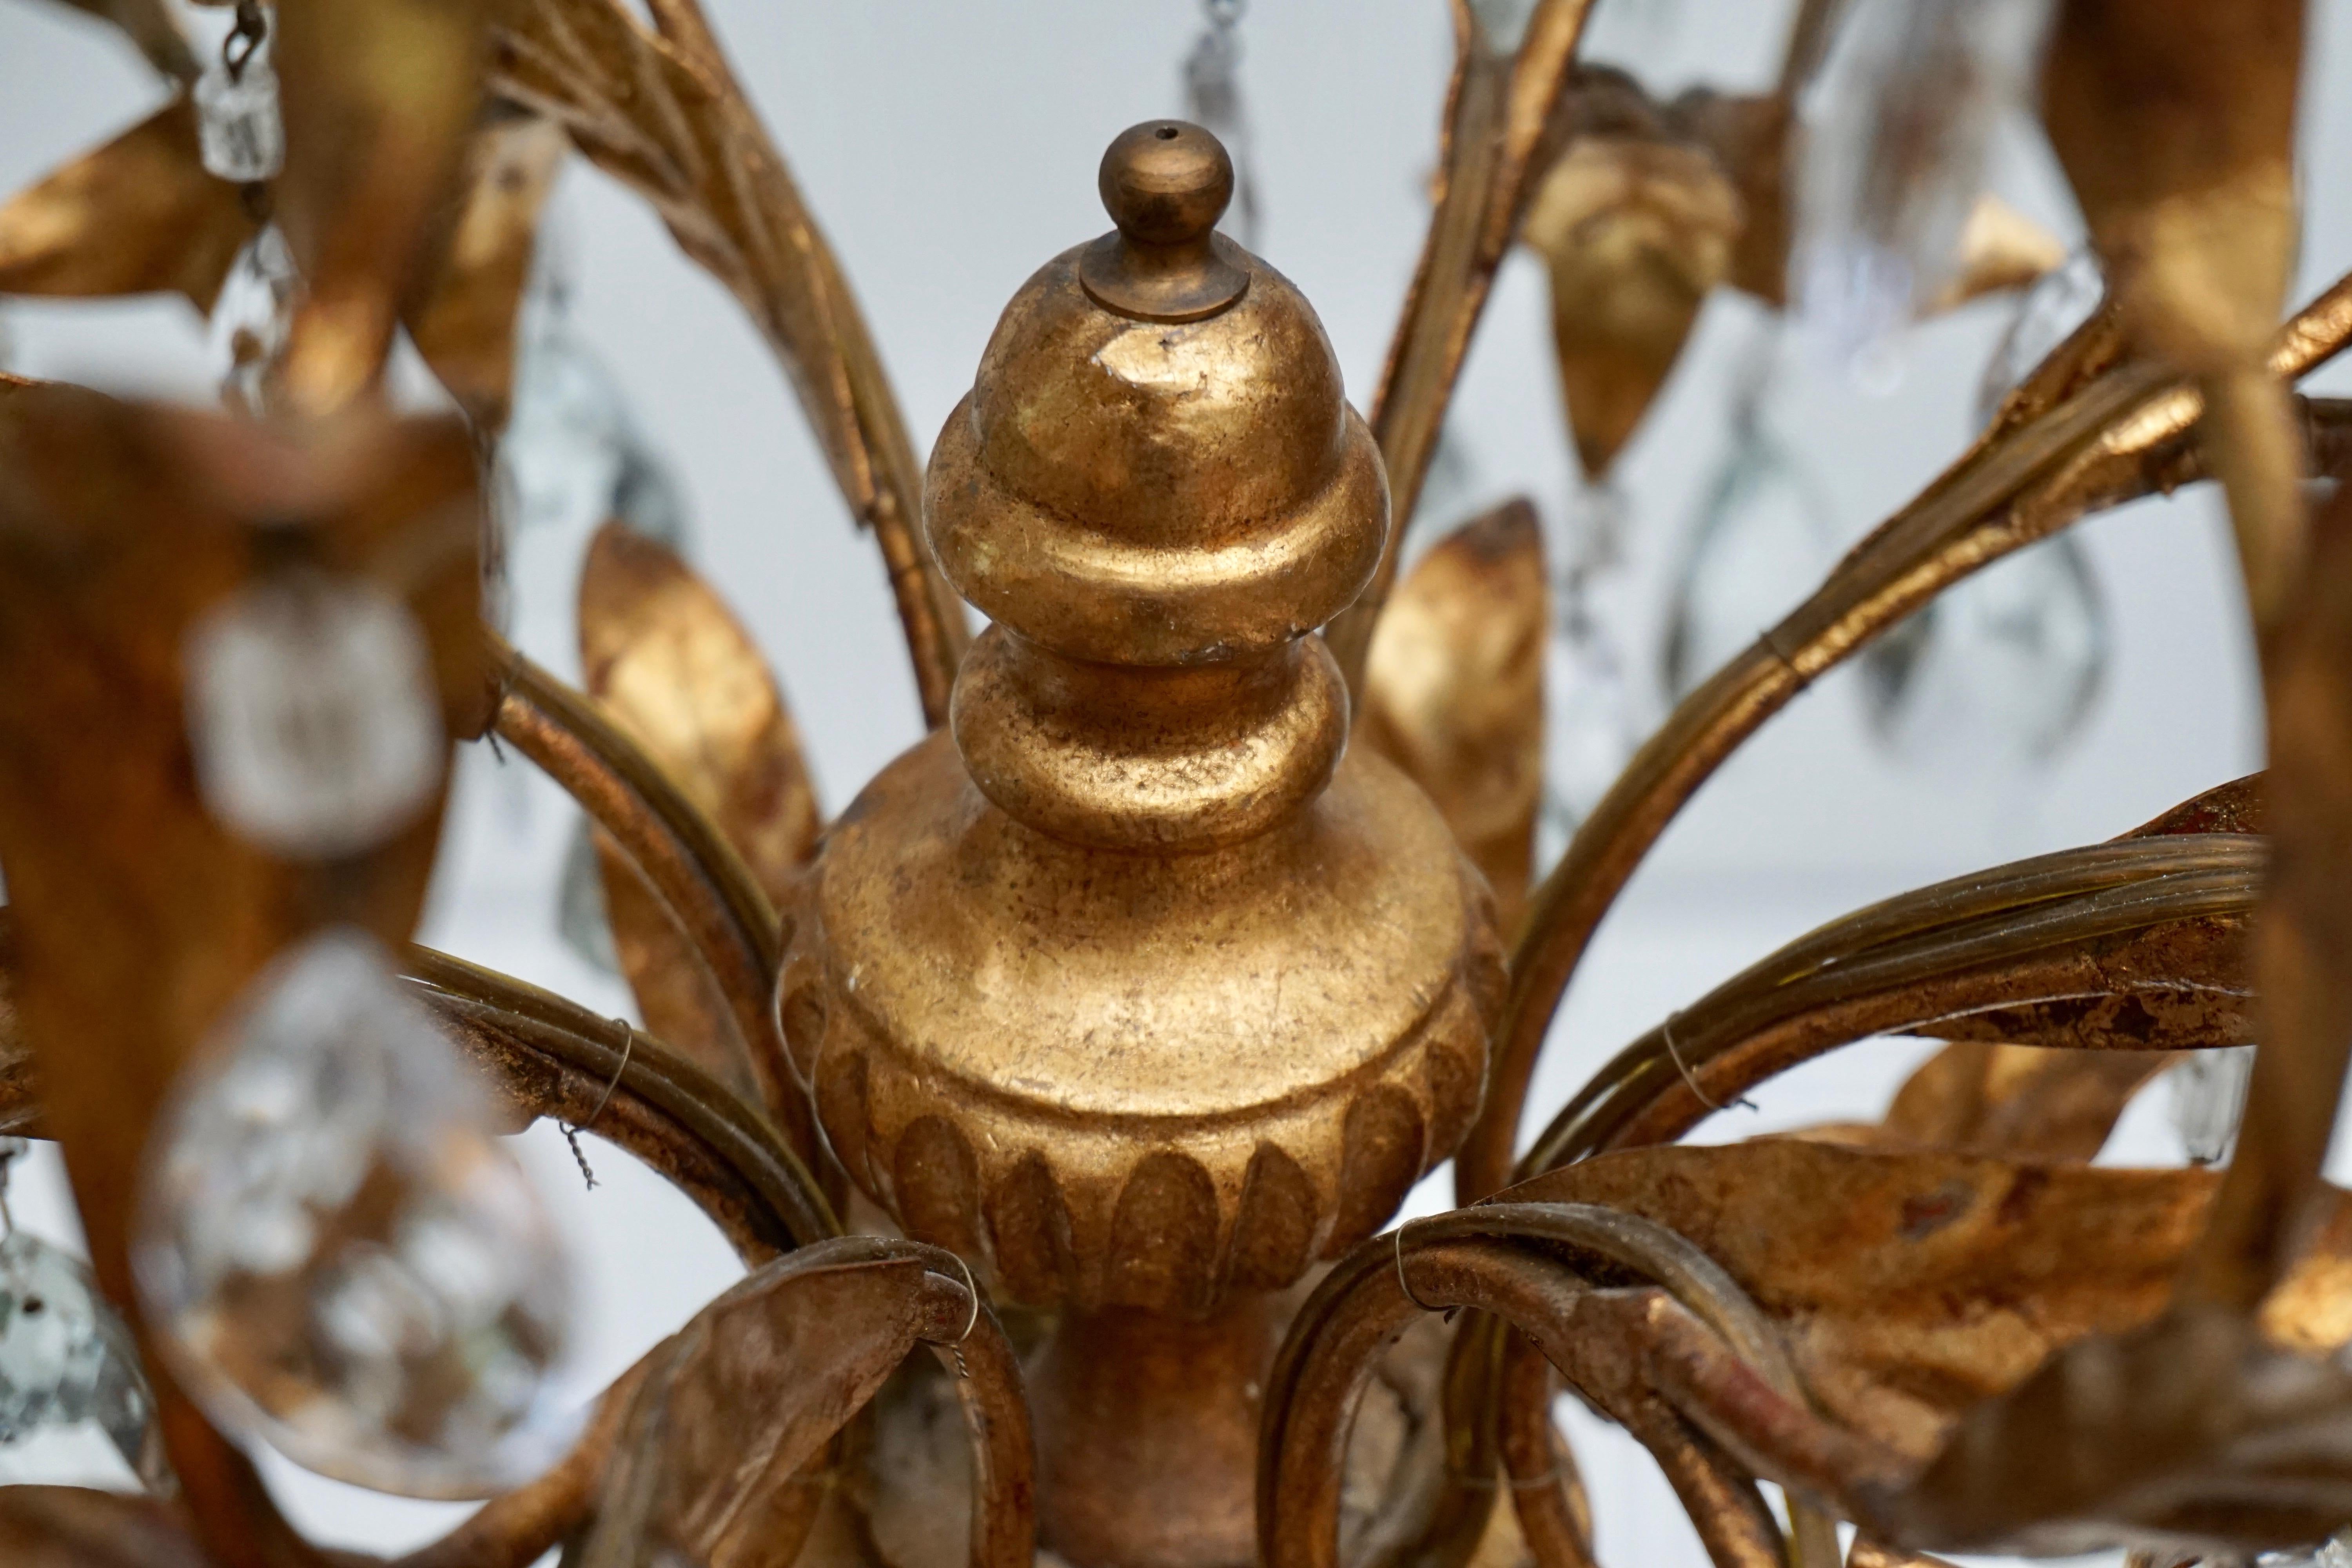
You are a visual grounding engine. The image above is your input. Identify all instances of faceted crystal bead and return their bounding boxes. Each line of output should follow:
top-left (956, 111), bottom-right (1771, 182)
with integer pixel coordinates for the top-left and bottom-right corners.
top-left (185, 570), bottom-right (445, 860)
top-left (0, 1207), bottom-right (169, 1491)
top-left (193, 55), bottom-right (285, 183)
top-left (2171, 1045), bottom-right (2256, 1168)
top-left (136, 931), bottom-right (572, 1497)
top-left (211, 228), bottom-right (299, 417)
top-left (1662, 411), bottom-right (1838, 701)
top-left (1795, 0), bottom-right (2056, 380)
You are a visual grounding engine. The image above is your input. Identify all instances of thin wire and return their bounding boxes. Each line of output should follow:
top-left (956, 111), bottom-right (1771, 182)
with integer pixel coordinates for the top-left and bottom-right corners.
top-left (1660, 1012), bottom-right (1757, 1113)
top-left (1393, 1215), bottom-right (1453, 1317)
top-left (561, 1018), bottom-right (636, 1190)
top-left (944, 1251), bottom-right (980, 1379)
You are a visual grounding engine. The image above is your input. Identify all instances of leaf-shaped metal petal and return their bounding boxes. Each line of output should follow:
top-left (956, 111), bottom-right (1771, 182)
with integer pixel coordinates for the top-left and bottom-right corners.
top-left (271, 0), bottom-right (498, 414)
top-left (576, 1243), bottom-right (953, 1568)
top-left (580, 521), bottom-right (818, 913)
top-left (1504, 1140), bottom-right (2352, 1476)
top-left (1521, 134), bottom-right (1741, 479)
top-left (406, 113), bottom-right (570, 435)
top-left (0, 99), bottom-right (256, 312)
top-left (1360, 499), bottom-right (1547, 924)
top-left (1817, 1041), bottom-right (2172, 1164)
top-left (1925, 194), bottom-right (2067, 316)
top-left (579, 521), bottom-right (818, 1094)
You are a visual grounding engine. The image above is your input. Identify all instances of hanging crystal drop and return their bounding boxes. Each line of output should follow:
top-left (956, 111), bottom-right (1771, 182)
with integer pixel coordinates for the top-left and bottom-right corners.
top-left (136, 931), bottom-right (573, 1498)
top-left (185, 568), bottom-right (445, 860)
top-left (2171, 1045), bottom-right (2256, 1168)
top-left (1661, 395), bottom-right (1838, 702)
top-left (1861, 248), bottom-right (2110, 767)
top-left (1794, 0), bottom-right (2056, 383)
top-left (210, 227), bottom-right (300, 417)
top-left (0, 1142), bottom-right (170, 1492)
top-left (192, 7), bottom-right (285, 183)
top-left (499, 245), bottom-right (697, 976)
top-left (1975, 247), bottom-right (2105, 428)
top-left (1182, 0), bottom-right (1260, 250)
top-left (1541, 485), bottom-right (1641, 854)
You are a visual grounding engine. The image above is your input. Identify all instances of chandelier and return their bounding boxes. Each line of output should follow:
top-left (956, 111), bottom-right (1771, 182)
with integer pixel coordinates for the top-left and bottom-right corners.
top-left (0, 1), bottom-right (2347, 1566)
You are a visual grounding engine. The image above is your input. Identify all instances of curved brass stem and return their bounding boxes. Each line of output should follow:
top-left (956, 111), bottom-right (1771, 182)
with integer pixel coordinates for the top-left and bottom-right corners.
top-left (1327, 0), bottom-right (1600, 691)
top-left (403, 943), bottom-right (839, 1254)
top-left (1262, 1203), bottom-right (1838, 1568)
top-left (1519, 839), bottom-right (2259, 1178)
top-left (487, 640), bottom-right (840, 1198)
top-left (1459, 270), bottom-right (2352, 1202)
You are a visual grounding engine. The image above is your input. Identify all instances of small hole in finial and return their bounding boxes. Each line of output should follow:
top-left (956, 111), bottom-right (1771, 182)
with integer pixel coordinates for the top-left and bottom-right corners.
top-left (1155, 126), bottom-right (1180, 140)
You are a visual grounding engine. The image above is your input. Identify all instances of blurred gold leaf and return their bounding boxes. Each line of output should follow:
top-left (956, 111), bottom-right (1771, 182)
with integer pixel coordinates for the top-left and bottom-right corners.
top-left (1361, 499), bottom-right (1547, 925)
top-left (407, 111), bottom-right (570, 434)
top-left (1521, 134), bottom-right (1741, 480)
top-left (577, 1244), bottom-right (951, 1568)
top-left (0, 99), bottom-right (256, 312)
top-left (579, 522), bottom-right (819, 1094)
top-left (1806, 1041), bottom-right (2171, 1164)
top-left (1927, 194), bottom-right (2069, 315)
top-left (0, 1488), bottom-right (207, 1568)
top-left (271, 0), bottom-right (498, 414)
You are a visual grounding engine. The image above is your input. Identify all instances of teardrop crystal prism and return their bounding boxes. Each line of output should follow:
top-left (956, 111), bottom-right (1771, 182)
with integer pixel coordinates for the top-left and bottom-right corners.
top-left (1795, 0), bottom-right (2056, 379)
top-left (1858, 532), bottom-right (2106, 767)
top-left (0, 1197), bottom-right (170, 1491)
top-left (184, 570), bottom-right (445, 860)
top-left (2171, 1045), bottom-right (2256, 1168)
top-left (1662, 414), bottom-right (1838, 701)
top-left (136, 931), bottom-right (573, 1498)
top-left (1543, 486), bottom-right (1640, 847)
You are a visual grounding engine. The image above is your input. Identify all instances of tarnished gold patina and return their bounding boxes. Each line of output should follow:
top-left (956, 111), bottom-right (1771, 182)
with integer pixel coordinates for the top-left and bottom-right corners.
top-left (779, 124), bottom-right (1503, 1567)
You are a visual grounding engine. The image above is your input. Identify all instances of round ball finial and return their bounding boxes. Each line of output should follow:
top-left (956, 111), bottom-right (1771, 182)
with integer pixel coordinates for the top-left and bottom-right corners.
top-left (1080, 120), bottom-right (1251, 323)
top-left (1098, 120), bottom-right (1232, 244)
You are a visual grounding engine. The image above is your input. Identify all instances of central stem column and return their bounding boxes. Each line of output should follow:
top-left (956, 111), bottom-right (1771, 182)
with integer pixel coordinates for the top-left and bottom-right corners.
top-left (1032, 1296), bottom-right (1277, 1568)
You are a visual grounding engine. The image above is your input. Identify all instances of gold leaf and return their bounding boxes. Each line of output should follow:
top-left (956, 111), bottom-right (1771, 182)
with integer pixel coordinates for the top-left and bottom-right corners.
top-left (579, 522), bottom-right (818, 1092)
top-left (1926, 194), bottom-right (2069, 316)
top-left (407, 111), bottom-right (570, 434)
top-left (271, 0), bottom-right (498, 414)
top-left (1360, 499), bottom-right (1548, 925)
top-left (0, 98), bottom-right (256, 312)
top-left (1521, 134), bottom-right (1740, 479)
top-left (577, 1245), bottom-right (945, 1568)
top-left (1508, 1140), bottom-right (2352, 1471)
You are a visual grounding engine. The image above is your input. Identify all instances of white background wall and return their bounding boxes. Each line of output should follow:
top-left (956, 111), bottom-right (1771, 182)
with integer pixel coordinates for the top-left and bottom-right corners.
top-left (3, 0), bottom-right (2348, 1559)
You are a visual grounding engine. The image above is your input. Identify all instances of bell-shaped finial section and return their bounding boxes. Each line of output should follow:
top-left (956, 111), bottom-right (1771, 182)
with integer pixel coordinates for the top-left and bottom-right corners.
top-left (1080, 120), bottom-right (1251, 322)
top-left (926, 121), bottom-right (1390, 852)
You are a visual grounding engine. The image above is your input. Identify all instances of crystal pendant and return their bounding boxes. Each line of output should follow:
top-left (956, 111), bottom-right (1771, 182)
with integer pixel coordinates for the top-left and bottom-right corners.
top-left (2171, 1045), bottom-right (2256, 1167)
top-left (1661, 405), bottom-right (1838, 701)
top-left (1541, 485), bottom-right (1641, 852)
top-left (185, 569), bottom-right (445, 860)
top-left (0, 1140), bottom-right (170, 1493)
top-left (1976, 247), bottom-right (2106, 428)
top-left (1861, 248), bottom-right (2110, 767)
top-left (135, 931), bottom-right (573, 1498)
top-left (1794, 0), bottom-right (2056, 382)
top-left (210, 227), bottom-right (299, 417)
top-left (193, 51), bottom-right (285, 183)
top-left (1858, 533), bottom-right (2106, 766)
top-left (556, 820), bottom-right (622, 977)
top-left (1182, 0), bottom-right (1259, 250)
top-left (0, 1228), bottom-right (170, 1490)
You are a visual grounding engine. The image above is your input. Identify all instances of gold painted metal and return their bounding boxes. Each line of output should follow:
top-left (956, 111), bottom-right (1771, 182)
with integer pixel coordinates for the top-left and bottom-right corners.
top-left (783, 123), bottom-right (1503, 1568)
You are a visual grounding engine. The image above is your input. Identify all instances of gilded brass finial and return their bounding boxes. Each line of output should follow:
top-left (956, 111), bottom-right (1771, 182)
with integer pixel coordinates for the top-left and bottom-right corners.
top-left (1080, 119), bottom-right (1251, 322)
top-left (782, 119), bottom-right (1503, 1567)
